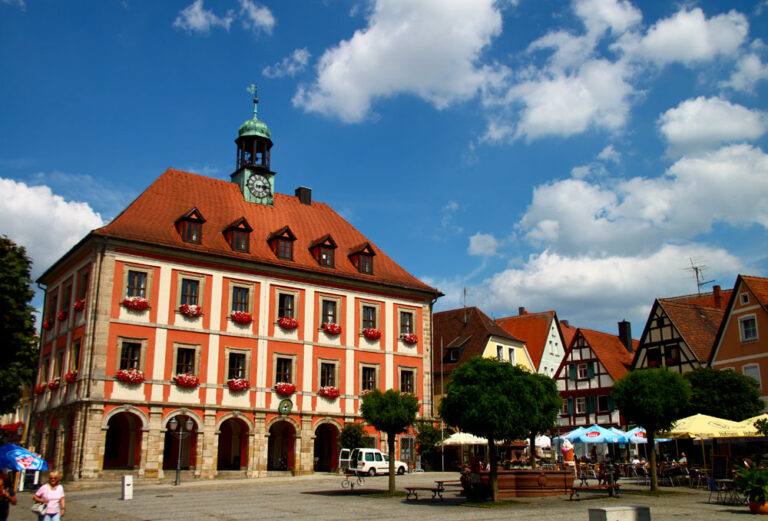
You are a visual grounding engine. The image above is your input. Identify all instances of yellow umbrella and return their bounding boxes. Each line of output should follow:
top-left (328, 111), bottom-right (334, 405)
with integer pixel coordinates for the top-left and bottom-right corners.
top-left (663, 413), bottom-right (757, 439)
top-left (737, 413), bottom-right (768, 431)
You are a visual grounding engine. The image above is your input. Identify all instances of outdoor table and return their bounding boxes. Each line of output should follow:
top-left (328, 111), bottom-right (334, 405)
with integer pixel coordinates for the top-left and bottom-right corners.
top-left (716, 479), bottom-right (739, 504)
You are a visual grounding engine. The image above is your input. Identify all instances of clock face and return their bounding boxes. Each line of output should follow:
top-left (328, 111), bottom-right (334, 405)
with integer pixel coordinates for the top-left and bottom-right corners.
top-left (278, 399), bottom-right (292, 415)
top-left (247, 174), bottom-right (271, 198)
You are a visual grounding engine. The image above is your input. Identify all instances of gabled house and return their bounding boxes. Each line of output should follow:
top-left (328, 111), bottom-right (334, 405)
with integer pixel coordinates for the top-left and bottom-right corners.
top-left (632, 286), bottom-right (731, 373)
top-left (710, 275), bottom-right (768, 409)
top-left (496, 308), bottom-right (568, 378)
top-left (432, 306), bottom-right (533, 416)
top-left (555, 322), bottom-right (635, 431)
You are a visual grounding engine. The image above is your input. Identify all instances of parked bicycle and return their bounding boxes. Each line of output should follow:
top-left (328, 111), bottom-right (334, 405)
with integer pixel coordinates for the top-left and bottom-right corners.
top-left (341, 470), bottom-right (365, 490)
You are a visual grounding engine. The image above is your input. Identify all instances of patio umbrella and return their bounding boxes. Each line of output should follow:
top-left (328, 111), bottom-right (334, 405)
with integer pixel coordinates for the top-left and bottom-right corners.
top-left (525, 435), bottom-right (552, 448)
top-left (663, 414), bottom-right (757, 439)
top-left (0, 443), bottom-right (49, 471)
top-left (737, 413), bottom-right (768, 431)
top-left (570, 425), bottom-right (627, 444)
top-left (436, 432), bottom-right (489, 446)
top-left (553, 426), bottom-right (586, 442)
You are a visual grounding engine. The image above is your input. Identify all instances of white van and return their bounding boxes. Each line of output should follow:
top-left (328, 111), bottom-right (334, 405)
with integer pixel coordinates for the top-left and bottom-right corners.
top-left (348, 448), bottom-right (407, 476)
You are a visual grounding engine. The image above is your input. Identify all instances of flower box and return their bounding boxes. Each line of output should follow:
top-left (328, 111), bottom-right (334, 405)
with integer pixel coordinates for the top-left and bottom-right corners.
top-left (74, 299), bottom-right (85, 312)
top-left (34, 385), bottom-right (46, 395)
top-left (274, 382), bottom-right (296, 397)
top-left (174, 373), bottom-right (200, 388)
top-left (318, 386), bottom-right (340, 399)
top-left (116, 369), bottom-right (145, 384)
top-left (277, 317), bottom-right (299, 330)
top-left (362, 328), bottom-right (382, 340)
top-left (64, 371), bottom-right (77, 384)
top-left (230, 311), bottom-right (253, 325)
top-left (42, 319), bottom-right (52, 331)
top-left (122, 296), bottom-right (150, 311)
top-left (321, 322), bottom-right (342, 335)
top-left (400, 333), bottom-right (418, 345)
top-left (227, 378), bottom-right (250, 392)
top-left (47, 379), bottom-right (60, 390)
top-left (56, 310), bottom-right (67, 321)
top-left (179, 303), bottom-right (203, 318)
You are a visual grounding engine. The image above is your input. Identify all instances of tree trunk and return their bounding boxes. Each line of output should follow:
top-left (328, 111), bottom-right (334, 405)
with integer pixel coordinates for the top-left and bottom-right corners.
top-left (388, 432), bottom-right (396, 495)
top-left (488, 436), bottom-right (499, 503)
top-left (529, 432), bottom-right (537, 469)
top-left (648, 431), bottom-right (658, 491)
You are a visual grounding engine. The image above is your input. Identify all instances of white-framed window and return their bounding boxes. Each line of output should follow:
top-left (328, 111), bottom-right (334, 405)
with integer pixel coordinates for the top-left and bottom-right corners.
top-left (175, 272), bottom-right (204, 308)
top-left (276, 288), bottom-right (299, 320)
top-left (319, 295), bottom-right (341, 325)
top-left (360, 363), bottom-right (379, 393)
top-left (399, 309), bottom-right (416, 335)
top-left (740, 293), bottom-right (750, 305)
top-left (70, 339), bottom-right (81, 371)
top-left (575, 397), bottom-right (586, 414)
top-left (496, 345), bottom-right (504, 361)
top-left (273, 354), bottom-right (297, 384)
top-left (577, 363), bottom-right (589, 379)
top-left (124, 266), bottom-right (152, 298)
top-left (740, 315), bottom-right (759, 343)
top-left (175, 345), bottom-right (199, 375)
top-left (318, 358), bottom-right (340, 388)
top-left (230, 282), bottom-right (254, 313)
top-left (117, 337), bottom-right (148, 372)
top-left (398, 366), bottom-right (417, 394)
top-left (744, 364), bottom-right (762, 391)
top-left (359, 301), bottom-right (381, 331)
top-left (225, 348), bottom-right (250, 380)
top-left (508, 347), bottom-right (516, 365)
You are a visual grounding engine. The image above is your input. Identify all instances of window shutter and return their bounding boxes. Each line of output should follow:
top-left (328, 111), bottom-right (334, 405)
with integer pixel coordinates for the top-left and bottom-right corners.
top-left (586, 395), bottom-right (596, 414)
top-left (567, 397), bottom-right (574, 415)
top-left (569, 363), bottom-right (577, 380)
top-left (607, 395), bottom-right (615, 412)
top-left (587, 362), bottom-right (595, 379)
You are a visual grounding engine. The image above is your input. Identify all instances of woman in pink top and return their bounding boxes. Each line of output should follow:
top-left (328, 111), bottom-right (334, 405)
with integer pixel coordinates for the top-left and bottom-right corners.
top-left (33, 471), bottom-right (65, 520)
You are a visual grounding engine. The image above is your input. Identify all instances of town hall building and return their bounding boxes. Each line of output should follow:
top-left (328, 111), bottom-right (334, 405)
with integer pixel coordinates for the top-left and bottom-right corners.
top-left (31, 91), bottom-right (441, 481)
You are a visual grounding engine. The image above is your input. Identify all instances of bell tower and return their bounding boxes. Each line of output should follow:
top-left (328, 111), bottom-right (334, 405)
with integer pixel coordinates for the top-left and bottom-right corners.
top-left (231, 84), bottom-right (276, 205)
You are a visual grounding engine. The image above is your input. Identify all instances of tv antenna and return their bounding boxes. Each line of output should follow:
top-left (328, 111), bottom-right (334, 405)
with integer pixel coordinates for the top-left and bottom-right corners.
top-left (686, 258), bottom-right (714, 294)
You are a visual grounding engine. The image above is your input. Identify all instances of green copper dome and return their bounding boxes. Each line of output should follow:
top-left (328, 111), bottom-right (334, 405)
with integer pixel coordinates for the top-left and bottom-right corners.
top-left (238, 109), bottom-right (271, 139)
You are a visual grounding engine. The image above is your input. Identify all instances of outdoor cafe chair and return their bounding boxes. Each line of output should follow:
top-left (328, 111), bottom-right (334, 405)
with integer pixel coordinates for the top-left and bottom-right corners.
top-left (707, 478), bottom-right (726, 503)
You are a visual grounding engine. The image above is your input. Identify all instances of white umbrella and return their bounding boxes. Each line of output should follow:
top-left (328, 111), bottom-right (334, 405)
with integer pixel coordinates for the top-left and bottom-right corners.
top-left (525, 435), bottom-right (552, 449)
top-left (437, 432), bottom-right (489, 446)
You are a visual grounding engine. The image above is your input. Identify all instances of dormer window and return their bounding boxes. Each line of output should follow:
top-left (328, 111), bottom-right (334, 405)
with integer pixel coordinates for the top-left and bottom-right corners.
top-left (223, 218), bottom-right (252, 253)
top-left (349, 243), bottom-right (376, 275)
top-left (446, 348), bottom-right (459, 362)
top-left (309, 235), bottom-right (337, 268)
top-left (175, 208), bottom-right (206, 244)
top-left (267, 226), bottom-right (296, 261)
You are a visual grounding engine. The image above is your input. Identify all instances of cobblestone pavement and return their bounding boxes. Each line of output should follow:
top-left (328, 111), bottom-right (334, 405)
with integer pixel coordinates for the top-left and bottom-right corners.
top-left (7, 472), bottom-right (750, 521)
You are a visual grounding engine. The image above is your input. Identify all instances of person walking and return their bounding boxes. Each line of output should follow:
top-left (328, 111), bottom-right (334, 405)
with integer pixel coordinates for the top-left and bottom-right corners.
top-left (33, 471), bottom-right (65, 520)
top-left (0, 469), bottom-right (17, 521)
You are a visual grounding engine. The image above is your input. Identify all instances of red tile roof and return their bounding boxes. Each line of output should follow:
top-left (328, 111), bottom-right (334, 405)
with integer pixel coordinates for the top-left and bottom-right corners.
top-left (577, 328), bottom-right (635, 381)
top-left (661, 287), bottom-right (732, 309)
top-left (92, 169), bottom-right (439, 295)
top-left (496, 311), bottom-right (556, 370)
top-left (433, 307), bottom-right (523, 376)
top-left (560, 322), bottom-right (578, 349)
top-left (741, 276), bottom-right (768, 309)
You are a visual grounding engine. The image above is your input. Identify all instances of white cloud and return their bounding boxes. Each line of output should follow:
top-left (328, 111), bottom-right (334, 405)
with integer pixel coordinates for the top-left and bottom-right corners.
top-left (573, 0), bottom-right (642, 37)
top-left (617, 8), bottom-right (748, 66)
top-left (173, 0), bottom-right (234, 34)
top-left (1, 0), bottom-right (25, 10)
top-left (434, 200), bottom-right (464, 239)
top-left (263, 48), bottom-right (311, 78)
top-left (720, 51), bottom-right (768, 93)
top-left (0, 178), bottom-right (104, 279)
top-left (239, 0), bottom-right (274, 34)
top-left (658, 96), bottom-right (768, 153)
top-left (468, 232), bottom-right (500, 256)
top-left (293, 0), bottom-right (504, 122)
top-left (598, 145), bottom-right (621, 163)
top-left (519, 144), bottom-right (768, 256)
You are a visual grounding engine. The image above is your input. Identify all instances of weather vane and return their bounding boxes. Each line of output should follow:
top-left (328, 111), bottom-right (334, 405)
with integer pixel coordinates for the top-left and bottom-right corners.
top-left (247, 83), bottom-right (259, 117)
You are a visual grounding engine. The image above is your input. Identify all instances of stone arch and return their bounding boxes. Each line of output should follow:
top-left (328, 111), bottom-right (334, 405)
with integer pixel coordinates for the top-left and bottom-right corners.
top-left (312, 417), bottom-right (343, 436)
top-left (102, 405), bottom-right (149, 431)
top-left (161, 410), bottom-right (201, 471)
top-left (313, 420), bottom-right (341, 472)
top-left (266, 418), bottom-right (298, 471)
top-left (103, 410), bottom-right (143, 469)
top-left (265, 415), bottom-right (301, 433)
top-left (217, 415), bottom-right (251, 471)
top-left (161, 409), bottom-right (203, 430)
top-left (215, 411), bottom-right (254, 434)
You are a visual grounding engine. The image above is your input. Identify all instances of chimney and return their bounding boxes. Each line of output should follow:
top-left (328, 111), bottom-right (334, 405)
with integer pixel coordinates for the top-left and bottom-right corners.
top-left (560, 319), bottom-right (569, 328)
top-left (713, 285), bottom-right (722, 308)
top-left (618, 320), bottom-right (632, 353)
top-left (295, 186), bottom-right (312, 205)
top-left (518, 307), bottom-right (526, 316)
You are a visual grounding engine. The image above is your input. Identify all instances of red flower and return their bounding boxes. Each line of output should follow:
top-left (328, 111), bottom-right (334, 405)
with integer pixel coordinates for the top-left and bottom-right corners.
top-left (122, 296), bottom-right (150, 311)
top-left (179, 303), bottom-right (203, 318)
top-left (362, 328), bottom-right (381, 340)
top-left (116, 369), bottom-right (145, 384)
top-left (401, 333), bottom-right (418, 345)
top-left (34, 385), bottom-right (46, 395)
top-left (65, 371), bottom-right (77, 384)
top-left (227, 378), bottom-right (250, 392)
top-left (74, 299), bottom-right (85, 312)
top-left (174, 373), bottom-right (200, 388)
top-left (56, 310), bottom-right (67, 321)
top-left (230, 311), bottom-right (253, 325)
top-left (277, 317), bottom-right (299, 330)
top-left (321, 322), bottom-right (342, 335)
top-left (42, 319), bottom-right (52, 330)
top-left (318, 386), bottom-right (340, 399)
top-left (47, 379), bottom-right (60, 390)
top-left (274, 382), bottom-right (296, 397)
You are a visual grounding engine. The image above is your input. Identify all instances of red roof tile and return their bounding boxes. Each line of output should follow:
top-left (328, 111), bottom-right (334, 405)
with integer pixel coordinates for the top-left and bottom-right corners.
top-left (577, 328), bottom-right (635, 381)
top-left (741, 276), bottom-right (768, 309)
top-left (496, 311), bottom-right (555, 371)
top-left (657, 300), bottom-right (725, 361)
top-left (93, 169), bottom-right (439, 295)
top-left (560, 322), bottom-right (578, 349)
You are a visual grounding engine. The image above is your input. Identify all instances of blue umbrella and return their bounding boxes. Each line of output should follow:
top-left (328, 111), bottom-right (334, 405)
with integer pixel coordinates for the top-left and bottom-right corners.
top-left (572, 425), bottom-right (628, 444)
top-left (0, 443), bottom-right (49, 471)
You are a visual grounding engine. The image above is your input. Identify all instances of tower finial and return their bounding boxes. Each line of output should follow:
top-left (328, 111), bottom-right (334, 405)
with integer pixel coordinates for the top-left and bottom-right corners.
top-left (247, 83), bottom-right (259, 118)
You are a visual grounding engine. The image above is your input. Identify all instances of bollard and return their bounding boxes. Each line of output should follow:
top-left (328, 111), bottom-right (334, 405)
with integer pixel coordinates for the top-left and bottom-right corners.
top-left (588, 506), bottom-right (650, 521)
top-left (121, 475), bottom-right (133, 500)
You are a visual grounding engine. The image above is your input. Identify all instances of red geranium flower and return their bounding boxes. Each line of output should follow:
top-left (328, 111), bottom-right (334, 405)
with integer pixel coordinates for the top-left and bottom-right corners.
top-left (65, 371), bottom-right (77, 384)
top-left (277, 317), bottom-right (299, 330)
top-left (230, 311), bottom-right (253, 325)
top-left (179, 304), bottom-right (203, 318)
top-left (274, 382), bottom-right (296, 396)
top-left (318, 386), bottom-right (340, 399)
top-left (227, 378), bottom-right (250, 392)
top-left (401, 333), bottom-right (418, 345)
top-left (74, 299), bottom-right (85, 312)
top-left (362, 328), bottom-right (381, 340)
top-left (174, 373), bottom-right (200, 388)
top-left (321, 322), bottom-right (342, 335)
top-left (122, 296), bottom-right (150, 311)
top-left (116, 369), bottom-right (145, 384)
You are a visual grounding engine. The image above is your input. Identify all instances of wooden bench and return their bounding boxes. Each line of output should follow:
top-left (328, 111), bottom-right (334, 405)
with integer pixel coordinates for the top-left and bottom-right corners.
top-left (435, 480), bottom-right (463, 490)
top-left (569, 484), bottom-right (621, 500)
top-left (404, 486), bottom-right (444, 501)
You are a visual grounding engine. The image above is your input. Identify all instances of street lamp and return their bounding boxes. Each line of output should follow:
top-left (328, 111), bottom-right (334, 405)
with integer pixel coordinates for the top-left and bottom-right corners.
top-left (168, 416), bottom-right (194, 486)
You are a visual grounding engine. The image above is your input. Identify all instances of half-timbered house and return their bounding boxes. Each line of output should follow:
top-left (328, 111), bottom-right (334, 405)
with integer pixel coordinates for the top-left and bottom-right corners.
top-left (496, 308), bottom-right (568, 378)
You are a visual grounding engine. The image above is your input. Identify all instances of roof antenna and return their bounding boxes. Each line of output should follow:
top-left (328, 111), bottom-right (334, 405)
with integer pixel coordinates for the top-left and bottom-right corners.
top-left (686, 258), bottom-right (714, 294)
top-left (463, 287), bottom-right (467, 325)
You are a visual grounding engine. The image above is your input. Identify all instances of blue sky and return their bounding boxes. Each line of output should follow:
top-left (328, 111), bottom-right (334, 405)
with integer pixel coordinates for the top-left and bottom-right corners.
top-left (1, 0), bottom-right (767, 335)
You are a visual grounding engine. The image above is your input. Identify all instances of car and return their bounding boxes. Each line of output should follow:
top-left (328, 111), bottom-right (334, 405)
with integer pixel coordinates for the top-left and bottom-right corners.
top-left (348, 448), bottom-right (408, 476)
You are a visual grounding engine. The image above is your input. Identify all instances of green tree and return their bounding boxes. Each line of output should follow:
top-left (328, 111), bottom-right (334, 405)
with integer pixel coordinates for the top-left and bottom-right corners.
top-left (339, 422), bottom-right (370, 449)
top-left (360, 389), bottom-right (419, 495)
top-left (524, 372), bottom-right (562, 469)
top-left (612, 368), bottom-right (691, 491)
top-left (415, 420), bottom-right (444, 471)
top-left (684, 368), bottom-right (764, 421)
top-left (439, 357), bottom-right (536, 502)
top-left (0, 236), bottom-right (38, 414)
